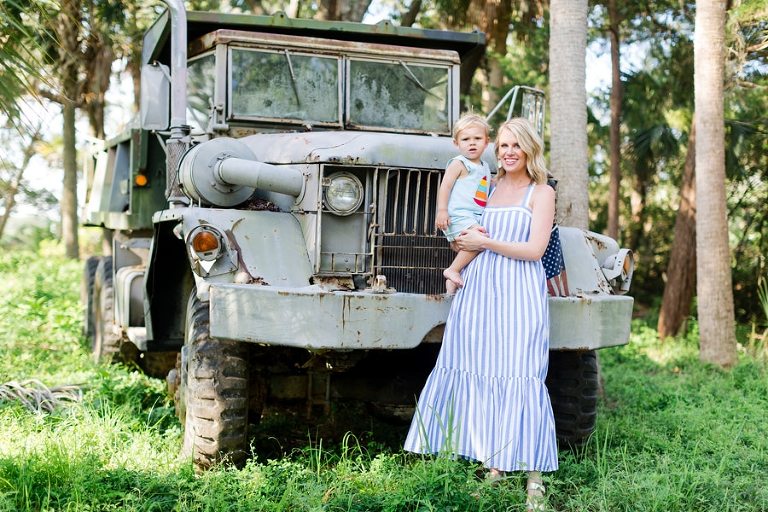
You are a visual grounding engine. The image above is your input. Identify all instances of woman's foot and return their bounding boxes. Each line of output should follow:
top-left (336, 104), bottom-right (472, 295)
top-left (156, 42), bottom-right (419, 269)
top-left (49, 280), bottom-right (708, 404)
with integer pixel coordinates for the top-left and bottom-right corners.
top-left (526, 473), bottom-right (546, 511)
top-left (443, 268), bottom-right (463, 294)
top-left (487, 468), bottom-right (504, 482)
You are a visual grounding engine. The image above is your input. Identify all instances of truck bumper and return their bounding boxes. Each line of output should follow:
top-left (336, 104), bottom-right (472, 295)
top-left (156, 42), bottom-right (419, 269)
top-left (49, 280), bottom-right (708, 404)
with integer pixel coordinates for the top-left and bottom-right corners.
top-left (209, 284), bottom-right (633, 351)
top-left (209, 284), bottom-right (451, 349)
top-left (549, 295), bottom-right (634, 350)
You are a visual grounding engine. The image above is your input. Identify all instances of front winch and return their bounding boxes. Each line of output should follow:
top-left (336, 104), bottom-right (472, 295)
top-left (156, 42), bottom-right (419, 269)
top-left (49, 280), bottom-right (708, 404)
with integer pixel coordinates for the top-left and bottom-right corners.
top-left (178, 137), bottom-right (305, 207)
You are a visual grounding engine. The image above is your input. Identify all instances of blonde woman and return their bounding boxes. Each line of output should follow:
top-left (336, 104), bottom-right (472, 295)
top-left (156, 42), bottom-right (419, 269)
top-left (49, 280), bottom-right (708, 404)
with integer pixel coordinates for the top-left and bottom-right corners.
top-left (405, 118), bottom-right (557, 510)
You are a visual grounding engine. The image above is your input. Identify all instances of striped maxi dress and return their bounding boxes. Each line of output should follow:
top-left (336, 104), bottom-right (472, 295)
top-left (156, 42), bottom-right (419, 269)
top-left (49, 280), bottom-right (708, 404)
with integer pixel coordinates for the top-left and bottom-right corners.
top-left (404, 184), bottom-right (558, 472)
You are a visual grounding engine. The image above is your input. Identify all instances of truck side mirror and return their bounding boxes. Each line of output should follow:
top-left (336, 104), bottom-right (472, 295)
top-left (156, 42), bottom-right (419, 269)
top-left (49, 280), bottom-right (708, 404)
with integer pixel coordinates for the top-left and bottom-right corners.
top-left (140, 63), bottom-right (171, 131)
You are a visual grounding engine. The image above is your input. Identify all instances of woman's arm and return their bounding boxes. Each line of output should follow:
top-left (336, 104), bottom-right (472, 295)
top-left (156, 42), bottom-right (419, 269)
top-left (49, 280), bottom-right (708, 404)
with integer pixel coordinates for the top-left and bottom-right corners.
top-left (454, 184), bottom-right (555, 260)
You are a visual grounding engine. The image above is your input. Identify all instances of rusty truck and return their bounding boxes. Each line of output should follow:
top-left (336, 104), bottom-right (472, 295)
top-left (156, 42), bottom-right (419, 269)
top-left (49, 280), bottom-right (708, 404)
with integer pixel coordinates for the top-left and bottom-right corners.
top-left (81, 0), bottom-right (634, 471)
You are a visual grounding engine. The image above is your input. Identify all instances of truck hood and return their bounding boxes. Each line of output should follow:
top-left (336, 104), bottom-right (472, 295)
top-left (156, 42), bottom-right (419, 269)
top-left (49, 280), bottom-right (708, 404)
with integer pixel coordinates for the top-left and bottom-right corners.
top-left (237, 131), bottom-right (497, 170)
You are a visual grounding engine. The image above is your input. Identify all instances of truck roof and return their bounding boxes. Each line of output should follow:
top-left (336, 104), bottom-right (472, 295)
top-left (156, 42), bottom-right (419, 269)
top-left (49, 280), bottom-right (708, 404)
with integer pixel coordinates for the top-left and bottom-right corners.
top-left (143, 9), bottom-right (486, 79)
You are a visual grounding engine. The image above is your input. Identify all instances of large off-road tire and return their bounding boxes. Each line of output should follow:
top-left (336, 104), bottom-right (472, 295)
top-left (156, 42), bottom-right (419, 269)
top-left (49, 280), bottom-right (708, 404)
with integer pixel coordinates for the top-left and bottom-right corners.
top-left (81, 256), bottom-right (101, 341)
top-left (179, 291), bottom-right (250, 470)
top-left (546, 350), bottom-right (599, 447)
top-left (92, 257), bottom-right (124, 363)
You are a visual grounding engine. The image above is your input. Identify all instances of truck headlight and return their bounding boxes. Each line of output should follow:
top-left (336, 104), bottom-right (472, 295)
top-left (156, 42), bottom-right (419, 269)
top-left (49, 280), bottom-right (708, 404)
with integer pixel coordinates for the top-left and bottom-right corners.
top-left (324, 172), bottom-right (363, 215)
top-left (601, 248), bottom-right (634, 294)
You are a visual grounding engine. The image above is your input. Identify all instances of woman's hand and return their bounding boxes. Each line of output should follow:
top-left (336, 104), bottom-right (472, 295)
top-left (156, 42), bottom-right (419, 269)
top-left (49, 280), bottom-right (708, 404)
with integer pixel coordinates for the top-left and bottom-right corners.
top-left (454, 227), bottom-right (489, 251)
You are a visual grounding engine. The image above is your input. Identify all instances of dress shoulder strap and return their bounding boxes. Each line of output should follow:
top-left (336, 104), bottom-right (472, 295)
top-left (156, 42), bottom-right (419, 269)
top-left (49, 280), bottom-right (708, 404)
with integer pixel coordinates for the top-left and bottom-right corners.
top-left (521, 183), bottom-right (536, 209)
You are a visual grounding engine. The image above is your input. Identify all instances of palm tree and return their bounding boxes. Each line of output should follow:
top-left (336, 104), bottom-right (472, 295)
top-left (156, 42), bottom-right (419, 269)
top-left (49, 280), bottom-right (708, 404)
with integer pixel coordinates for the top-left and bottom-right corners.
top-left (606, 0), bottom-right (623, 240)
top-left (694, 0), bottom-right (736, 366)
top-left (0, 1), bottom-right (53, 129)
top-left (549, 0), bottom-right (589, 228)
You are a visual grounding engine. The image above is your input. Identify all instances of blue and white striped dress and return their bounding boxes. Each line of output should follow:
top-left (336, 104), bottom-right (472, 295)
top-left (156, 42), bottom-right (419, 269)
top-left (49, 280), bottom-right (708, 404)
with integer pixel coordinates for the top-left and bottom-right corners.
top-left (404, 184), bottom-right (558, 472)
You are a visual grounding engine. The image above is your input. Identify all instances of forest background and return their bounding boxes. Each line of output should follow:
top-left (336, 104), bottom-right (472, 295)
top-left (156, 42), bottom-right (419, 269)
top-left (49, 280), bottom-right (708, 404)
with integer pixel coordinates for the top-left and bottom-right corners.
top-left (0, 2), bottom-right (766, 359)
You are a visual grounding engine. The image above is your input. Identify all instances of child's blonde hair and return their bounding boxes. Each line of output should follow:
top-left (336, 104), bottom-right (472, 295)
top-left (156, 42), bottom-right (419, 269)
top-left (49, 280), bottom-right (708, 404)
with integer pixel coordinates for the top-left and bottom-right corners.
top-left (495, 118), bottom-right (548, 184)
top-left (452, 113), bottom-right (491, 140)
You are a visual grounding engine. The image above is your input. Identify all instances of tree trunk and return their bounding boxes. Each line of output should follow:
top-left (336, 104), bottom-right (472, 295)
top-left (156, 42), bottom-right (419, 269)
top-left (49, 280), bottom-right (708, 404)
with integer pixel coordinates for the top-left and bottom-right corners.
top-left (658, 119), bottom-right (697, 339)
top-left (627, 172), bottom-right (649, 252)
top-left (285, 0), bottom-right (300, 18)
top-left (83, 37), bottom-right (113, 139)
top-left (317, 0), bottom-right (372, 21)
top-left (0, 131), bottom-right (41, 240)
top-left (694, 0), bottom-right (736, 366)
top-left (607, 0), bottom-right (623, 240)
top-left (400, 0), bottom-right (421, 27)
top-left (56, 0), bottom-right (81, 259)
top-left (468, 0), bottom-right (512, 112)
top-left (549, 0), bottom-right (589, 229)
top-left (0, 168), bottom-right (23, 240)
top-left (61, 96), bottom-right (80, 259)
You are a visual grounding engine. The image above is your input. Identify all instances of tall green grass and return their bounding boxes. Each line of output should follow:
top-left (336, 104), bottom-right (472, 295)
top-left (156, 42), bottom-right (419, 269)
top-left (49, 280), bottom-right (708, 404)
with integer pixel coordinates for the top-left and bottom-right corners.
top-left (0, 245), bottom-right (766, 511)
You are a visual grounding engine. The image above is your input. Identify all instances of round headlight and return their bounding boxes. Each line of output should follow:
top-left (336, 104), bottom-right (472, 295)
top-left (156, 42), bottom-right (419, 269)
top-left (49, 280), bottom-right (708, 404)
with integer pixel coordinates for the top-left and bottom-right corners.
top-left (324, 173), bottom-right (363, 215)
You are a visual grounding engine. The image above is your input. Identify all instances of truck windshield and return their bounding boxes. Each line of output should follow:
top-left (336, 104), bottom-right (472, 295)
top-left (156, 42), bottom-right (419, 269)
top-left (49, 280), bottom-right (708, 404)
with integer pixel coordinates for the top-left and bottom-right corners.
top-left (187, 53), bottom-right (215, 132)
top-left (348, 59), bottom-right (449, 133)
top-left (230, 48), bottom-right (340, 123)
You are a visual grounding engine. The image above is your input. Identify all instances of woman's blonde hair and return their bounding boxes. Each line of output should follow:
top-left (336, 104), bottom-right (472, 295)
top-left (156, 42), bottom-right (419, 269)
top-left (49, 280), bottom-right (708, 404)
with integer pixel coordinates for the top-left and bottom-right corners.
top-left (452, 113), bottom-right (491, 140)
top-left (495, 118), bottom-right (548, 184)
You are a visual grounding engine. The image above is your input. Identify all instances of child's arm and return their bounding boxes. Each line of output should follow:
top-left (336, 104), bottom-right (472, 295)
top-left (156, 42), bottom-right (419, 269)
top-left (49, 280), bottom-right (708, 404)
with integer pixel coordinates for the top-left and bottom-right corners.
top-left (455, 185), bottom-right (555, 260)
top-left (435, 160), bottom-right (467, 230)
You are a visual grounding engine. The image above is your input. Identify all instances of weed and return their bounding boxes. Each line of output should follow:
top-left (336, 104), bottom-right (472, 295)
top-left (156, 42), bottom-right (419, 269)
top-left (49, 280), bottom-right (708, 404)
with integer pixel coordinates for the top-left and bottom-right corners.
top-left (0, 247), bottom-right (766, 511)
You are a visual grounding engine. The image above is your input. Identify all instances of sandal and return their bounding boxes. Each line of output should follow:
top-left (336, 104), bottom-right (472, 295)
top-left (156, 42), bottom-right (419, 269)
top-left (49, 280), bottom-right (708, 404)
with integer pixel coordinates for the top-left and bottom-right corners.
top-left (485, 468), bottom-right (505, 485)
top-left (526, 481), bottom-right (546, 511)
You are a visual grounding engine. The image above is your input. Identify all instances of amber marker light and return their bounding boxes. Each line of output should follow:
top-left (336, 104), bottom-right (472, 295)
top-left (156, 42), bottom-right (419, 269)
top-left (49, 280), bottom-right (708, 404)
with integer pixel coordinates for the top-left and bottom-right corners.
top-left (135, 174), bottom-right (148, 187)
top-left (192, 230), bottom-right (220, 253)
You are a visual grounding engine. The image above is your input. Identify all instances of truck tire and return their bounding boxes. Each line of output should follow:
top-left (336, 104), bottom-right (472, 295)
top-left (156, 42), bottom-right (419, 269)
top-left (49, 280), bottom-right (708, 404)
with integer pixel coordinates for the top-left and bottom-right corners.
top-left (546, 350), bottom-right (599, 447)
top-left (92, 257), bottom-right (123, 363)
top-left (180, 292), bottom-right (250, 470)
top-left (81, 255), bottom-right (100, 340)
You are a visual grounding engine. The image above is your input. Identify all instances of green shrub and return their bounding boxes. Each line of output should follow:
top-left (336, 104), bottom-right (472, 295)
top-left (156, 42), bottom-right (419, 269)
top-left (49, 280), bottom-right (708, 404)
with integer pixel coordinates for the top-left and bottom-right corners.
top-left (0, 246), bottom-right (766, 511)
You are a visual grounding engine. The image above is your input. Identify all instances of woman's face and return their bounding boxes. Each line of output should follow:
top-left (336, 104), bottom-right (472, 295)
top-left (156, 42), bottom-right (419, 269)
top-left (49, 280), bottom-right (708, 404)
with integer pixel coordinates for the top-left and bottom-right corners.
top-left (497, 128), bottom-right (528, 175)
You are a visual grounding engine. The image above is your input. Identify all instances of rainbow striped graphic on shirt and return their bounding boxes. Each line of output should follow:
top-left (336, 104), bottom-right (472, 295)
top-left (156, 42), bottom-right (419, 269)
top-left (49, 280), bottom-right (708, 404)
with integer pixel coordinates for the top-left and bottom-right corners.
top-left (474, 175), bottom-right (489, 207)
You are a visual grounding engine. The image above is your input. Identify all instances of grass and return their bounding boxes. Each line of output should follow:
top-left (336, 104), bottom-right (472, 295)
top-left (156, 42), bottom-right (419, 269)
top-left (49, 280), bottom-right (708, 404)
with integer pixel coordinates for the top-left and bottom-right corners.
top-left (0, 244), bottom-right (767, 511)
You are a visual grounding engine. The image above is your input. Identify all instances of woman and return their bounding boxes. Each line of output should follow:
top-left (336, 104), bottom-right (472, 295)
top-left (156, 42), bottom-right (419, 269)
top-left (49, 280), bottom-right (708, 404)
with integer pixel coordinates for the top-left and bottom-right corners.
top-left (404, 118), bottom-right (557, 510)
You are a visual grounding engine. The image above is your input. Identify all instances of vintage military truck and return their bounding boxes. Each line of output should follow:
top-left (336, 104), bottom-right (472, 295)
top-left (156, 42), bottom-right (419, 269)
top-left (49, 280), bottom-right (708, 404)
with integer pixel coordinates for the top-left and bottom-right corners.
top-left (81, 0), bottom-right (634, 470)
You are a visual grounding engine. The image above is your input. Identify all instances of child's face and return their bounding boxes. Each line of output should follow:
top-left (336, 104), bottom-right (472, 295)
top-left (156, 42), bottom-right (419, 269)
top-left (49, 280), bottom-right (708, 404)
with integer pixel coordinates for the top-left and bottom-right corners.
top-left (454, 124), bottom-right (489, 162)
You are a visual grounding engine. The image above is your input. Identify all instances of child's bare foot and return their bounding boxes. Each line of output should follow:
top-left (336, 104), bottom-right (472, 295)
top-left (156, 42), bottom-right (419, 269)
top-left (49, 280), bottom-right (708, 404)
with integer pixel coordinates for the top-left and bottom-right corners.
top-left (443, 268), bottom-right (463, 294)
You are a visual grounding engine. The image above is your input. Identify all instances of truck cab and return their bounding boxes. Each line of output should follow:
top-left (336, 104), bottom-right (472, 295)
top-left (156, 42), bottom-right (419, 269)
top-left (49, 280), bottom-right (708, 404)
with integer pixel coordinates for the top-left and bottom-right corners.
top-left (82, 3), bottom-right (633, 471)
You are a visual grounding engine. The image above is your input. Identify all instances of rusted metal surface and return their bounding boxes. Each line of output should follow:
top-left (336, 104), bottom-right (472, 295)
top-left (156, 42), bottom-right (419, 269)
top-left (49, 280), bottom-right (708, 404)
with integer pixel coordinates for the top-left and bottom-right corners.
top-left (176, 207), bottom-right (313, 288)
top-left (190, 30), bottom-right (462, 63)
top-left (237, 130), bottom-right (496, 179)
top-left (559, 226), bottom-right (615, 295)
top-left (144, 10), bottom-right (485, 68)
top-left (209, 284), bottom-right (452, 349)
top-left (548, 295), bottom-right (634, 350)
top-left (207, 282), bottom-right (631, 351)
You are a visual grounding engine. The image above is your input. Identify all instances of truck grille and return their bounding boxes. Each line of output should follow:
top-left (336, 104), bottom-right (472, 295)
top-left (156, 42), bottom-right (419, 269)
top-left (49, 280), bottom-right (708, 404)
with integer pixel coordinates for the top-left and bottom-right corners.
top-left (374, 168), bottom-right (452, 294)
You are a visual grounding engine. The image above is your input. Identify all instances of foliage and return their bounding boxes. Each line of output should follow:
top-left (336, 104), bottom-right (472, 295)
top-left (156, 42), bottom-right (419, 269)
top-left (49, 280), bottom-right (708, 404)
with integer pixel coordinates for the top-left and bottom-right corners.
top-left (584, 1), bottom-right (767, 322)
top-left (0, 118), bottom-right (59, 240)
top-left (0, 0), bottom-right (54, 130)
top-left (2, 0), bottom-right (766, 321)
top-left (0, 247), bottom-right (767, 511)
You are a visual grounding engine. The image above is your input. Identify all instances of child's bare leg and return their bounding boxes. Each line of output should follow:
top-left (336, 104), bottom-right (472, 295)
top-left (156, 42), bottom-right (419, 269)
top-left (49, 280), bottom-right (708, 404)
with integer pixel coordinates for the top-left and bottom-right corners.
top-left (443, 249), bottom-right (478, 294)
